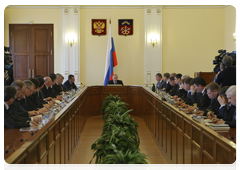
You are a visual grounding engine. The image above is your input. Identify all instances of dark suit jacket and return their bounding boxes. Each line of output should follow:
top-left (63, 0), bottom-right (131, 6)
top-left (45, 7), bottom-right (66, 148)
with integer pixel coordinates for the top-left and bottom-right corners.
top-left (218, 104), bottom-right (236, 120)
top-left (182, 91), bottom-right (194, 105)
top-left (41, 85), bottom-right (55, 98)
top-left (4, 104), bottom-right (30, 129)
top-left (169, 84), bottom-right (178, 96)
top-left (224, 108), bottom-right (236, 128)
top-left (25, 95), bottom-right (41, 111)
top-left (178, 88), bottom-right (187, 99)
top-left (203, 97), bottom-right (221, 116)
top-left (63, 80), bottom-right (77, 91)
top-left (9, 100), bottom-right (30, 119)
top-left (157, 80), bottom-right (166, 90)
top-left (216, 67), bottom-right (236, 87)
top-left (53, 83), bottom-right (67, 94)
top-left (108, 80), bottom-right (124, 86)
top-left (32, 92), bottom-right (45, 108)
top-left (190, 89), bottom-right (211, 110)
top-left (164, 81), bottom-right (172, 93)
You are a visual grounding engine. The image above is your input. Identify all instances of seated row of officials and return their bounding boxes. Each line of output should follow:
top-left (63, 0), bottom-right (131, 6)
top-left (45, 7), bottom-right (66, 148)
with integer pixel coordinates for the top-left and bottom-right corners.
top-left (4, 73), bottom-right (78, 129)
top-left (155, 68), bottom-right (236, 127)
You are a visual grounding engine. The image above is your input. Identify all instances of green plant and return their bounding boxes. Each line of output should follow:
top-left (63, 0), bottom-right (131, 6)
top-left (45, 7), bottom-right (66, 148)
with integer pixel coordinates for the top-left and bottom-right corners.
top-left (101, 94), bottom-right (122, 116)
top-left (100, 149), bottom-right (148, 164)
top-left (103, 100), bottom-right (128, 119)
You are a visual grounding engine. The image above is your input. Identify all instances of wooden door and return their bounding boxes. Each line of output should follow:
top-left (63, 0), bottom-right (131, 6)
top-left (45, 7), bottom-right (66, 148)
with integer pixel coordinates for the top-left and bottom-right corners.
top-left (9, 24), bottom-right (54, 80)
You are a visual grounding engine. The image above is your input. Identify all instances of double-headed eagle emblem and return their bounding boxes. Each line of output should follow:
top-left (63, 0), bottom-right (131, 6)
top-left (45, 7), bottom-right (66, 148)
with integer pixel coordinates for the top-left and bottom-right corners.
top-left (93, 21), bottom-right (105, 33)
top-left (92, 19), bottom-right (106, 35)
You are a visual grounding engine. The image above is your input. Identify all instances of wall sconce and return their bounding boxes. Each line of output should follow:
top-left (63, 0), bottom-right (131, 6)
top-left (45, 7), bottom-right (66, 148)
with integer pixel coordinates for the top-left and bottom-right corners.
top-left (151, 39), bottom-right (157, 47)
top-left (233, 33), bottom-right (236, 41)
top-left (68, 39), bottom-right (74, 47)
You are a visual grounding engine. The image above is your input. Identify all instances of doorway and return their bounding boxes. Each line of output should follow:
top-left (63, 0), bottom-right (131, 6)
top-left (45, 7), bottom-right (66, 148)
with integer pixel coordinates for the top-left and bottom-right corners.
top-left (9, 24), bottom-right (54, 80)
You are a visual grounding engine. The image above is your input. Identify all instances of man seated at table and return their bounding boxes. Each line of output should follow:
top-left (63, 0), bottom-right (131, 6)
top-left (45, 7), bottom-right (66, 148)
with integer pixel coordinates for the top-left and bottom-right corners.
top-left (155, 73), bottom-right (165, 90)
top-left (41, 77), bottom-right (61, 101)
top-left (188, 77), bottom-right (211, 112)
top-left (10, 80), bottom-right (40, 117)
top-left (182, 77), bottom-right (194, 105)
top-left (35, 75), bottom-right (55, 105)
top-left (63, 74), bottom-right (78, 90)
top-left (4, 86), bottom-right (41, 129)
top-left (108, 74), bottom-right (124, 86)
top-left (53, 73), bottom-right (67, 94)
top-left (194, 82), bottom-right (221, 117)
top-left (168, 77), bottom-right (178, 96)
top-left (212, 85), bottom-right (236, 128)
top-left (162, 72), bottom-right (172, 92)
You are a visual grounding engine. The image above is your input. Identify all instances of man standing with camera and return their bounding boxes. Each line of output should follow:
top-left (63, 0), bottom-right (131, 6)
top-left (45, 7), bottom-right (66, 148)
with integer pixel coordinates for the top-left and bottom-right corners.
top-left (215, 55), bottom-right (236, 87)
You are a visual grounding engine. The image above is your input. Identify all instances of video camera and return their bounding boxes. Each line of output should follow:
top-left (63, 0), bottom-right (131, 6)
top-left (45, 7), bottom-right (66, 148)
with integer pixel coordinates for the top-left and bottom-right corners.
top-left (4, 46), bottom-right (13, 64)
top-left (213, 49), bottom-right (236, 66)
top-left (213, 49), bottom-right (236, 73)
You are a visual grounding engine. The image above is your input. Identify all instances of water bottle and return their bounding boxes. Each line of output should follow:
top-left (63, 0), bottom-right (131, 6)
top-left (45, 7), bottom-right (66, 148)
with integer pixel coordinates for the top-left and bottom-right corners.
top-left (200, 116), bottom-right (204, 124)
top-left (46, 115), bottom-right (50, 123)
top-left (42, 116), bottom-right (46, 126)
top-left (49, 110), bottom-right (54, 119)
top-left (68, 96), bottom-right (71, 103)
top-left (61, 101), bottom-right (65, 108)
top-left (193, 115), bottom-right (197, 121)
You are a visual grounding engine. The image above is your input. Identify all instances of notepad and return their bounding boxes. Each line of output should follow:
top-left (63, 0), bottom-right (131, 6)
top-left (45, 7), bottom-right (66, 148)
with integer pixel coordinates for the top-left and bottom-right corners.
top-left (20, 127), bottom-right (38, 132)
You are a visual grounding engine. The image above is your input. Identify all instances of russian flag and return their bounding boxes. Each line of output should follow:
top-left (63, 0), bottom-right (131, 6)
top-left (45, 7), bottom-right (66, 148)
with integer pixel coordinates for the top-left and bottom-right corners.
top-left (103, 22), bottom-right (118, 86)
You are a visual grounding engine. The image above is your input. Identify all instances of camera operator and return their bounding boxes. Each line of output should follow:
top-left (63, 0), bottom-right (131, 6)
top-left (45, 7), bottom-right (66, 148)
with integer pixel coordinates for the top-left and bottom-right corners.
top-left (4, 48), bottom-right (14, 86)
top-left (215, 55), bottom-right (236, 87)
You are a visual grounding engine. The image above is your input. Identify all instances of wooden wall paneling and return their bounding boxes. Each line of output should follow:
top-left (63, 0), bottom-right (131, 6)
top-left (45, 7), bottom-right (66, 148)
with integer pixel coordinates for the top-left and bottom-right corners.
top-left (176, 127), bottom-right (183, 164)
top-left (202, 151), bottom-right (214, 164)
top-left (162, 114), bottom-right (167, 152)
top-left (48, 125), bottom-right (55, 164)
top-left (38, 132), bottom-right (48, 164)
top-left (202, 131), bottom-right (214, 159)
top-left (171, 123), bottom-right (177, 164)
top-left (90, 87), bottom-right (102, 117)
top-left (26, 141), bottom-right (39, 164)
top-left (215, 141), bottom-right (232, 164)
top-left (12, 153), bottom-right (27, 170)
top-left (232, 153), bottom-right (238, 170)
top-left (166, 118), bottom-right (171, 159)
top-left (60, 127), bottom-right (65, 164)
top-left (192, 125), bottom-right (202, 164)
top-left (64, 123), bottom-right (69, 163)
top-left (39, 153), bottom-right (48, 164)
top-left (55, 135), bottom-right (61, 164)
top-left (183, 135), bottom-right (192, 164)
top-left (158, 110), bottom-right (163, 146)
top-left (183, 119), bottom-right (192, 164)
top-left (155, 107), bottom-right (159, 140)
top-left (128, 87), bottom-right (140, 116)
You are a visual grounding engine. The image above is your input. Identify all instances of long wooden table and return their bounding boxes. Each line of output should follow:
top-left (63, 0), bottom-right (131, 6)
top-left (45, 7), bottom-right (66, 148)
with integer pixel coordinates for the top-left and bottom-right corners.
top-left (4, 86), bottom-right (236, 164)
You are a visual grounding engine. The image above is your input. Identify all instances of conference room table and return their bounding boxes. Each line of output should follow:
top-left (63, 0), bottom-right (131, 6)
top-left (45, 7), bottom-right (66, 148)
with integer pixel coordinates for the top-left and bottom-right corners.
top-left (4, 86), bottom-right (236, 164)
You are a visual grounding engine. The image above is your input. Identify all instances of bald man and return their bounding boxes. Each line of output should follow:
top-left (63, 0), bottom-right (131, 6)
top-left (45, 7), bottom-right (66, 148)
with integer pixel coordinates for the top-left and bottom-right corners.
top-left (40, 76), bottom-right (55, 98)
top-left (108, 74), bottom-right (124, 86)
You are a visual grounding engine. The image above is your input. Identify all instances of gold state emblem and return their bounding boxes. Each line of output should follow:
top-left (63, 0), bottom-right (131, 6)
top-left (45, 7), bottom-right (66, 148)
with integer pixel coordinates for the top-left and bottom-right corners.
top-left (93, 21), bottom-right (105, 33)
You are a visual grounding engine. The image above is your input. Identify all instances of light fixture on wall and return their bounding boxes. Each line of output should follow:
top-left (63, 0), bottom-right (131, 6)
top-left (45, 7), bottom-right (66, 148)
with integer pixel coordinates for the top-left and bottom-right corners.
top-left (68, 39), bottom-right (74, 47)
top-left (151, 39), bottom-right (157, 47)
top-left (233, 33), bottom-right (236, 41)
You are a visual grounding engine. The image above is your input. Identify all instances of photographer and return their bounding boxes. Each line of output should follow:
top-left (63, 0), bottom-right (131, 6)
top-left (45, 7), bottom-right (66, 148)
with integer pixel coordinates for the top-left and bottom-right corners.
top-left (4, 48), bottom-right (14, 86)
top-left (215, 55), bottom-right (236, 87)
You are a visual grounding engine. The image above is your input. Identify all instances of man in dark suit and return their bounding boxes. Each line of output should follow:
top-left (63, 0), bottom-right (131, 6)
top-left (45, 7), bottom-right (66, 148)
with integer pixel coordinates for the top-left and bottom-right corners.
top-left (213, 85), bottom-right (236, 128)
top-left (182, 77), bottom-right (194, 105)
top-left (188, 77), bottom-right (211, 112)
top-left (174, 73), bottom-right (182, 94)
top-left (41, 76), bottom-right (56, 98)
top-left (216, 55), bottom-right (236, 87)
top-left (168, 77), bottom-right (178, 96)
top-left (53, 73), bottom-right (67, 94)
top-left (162, 73), bottom-right (172, 92)
top-left (195, 82), bottom-right (221, 116)
top-left (63, 74), bottom-right (78, 90)
top-left (4, 86), bottom-right (40, 129)
top-left (155, 73), bottom-right (166, 90)
top-left (108, 74), bottom-right (124, 86)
